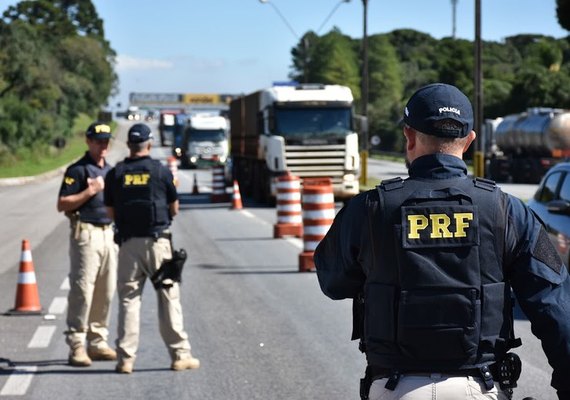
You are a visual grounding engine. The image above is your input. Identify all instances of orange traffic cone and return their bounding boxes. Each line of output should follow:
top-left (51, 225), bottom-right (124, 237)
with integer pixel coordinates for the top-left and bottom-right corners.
top-left (192, 173), bottom-right (200, 195)
top-left (231, 180), bottom-right (243, 210)
top-left (6, 239), bottom-right (42, 315)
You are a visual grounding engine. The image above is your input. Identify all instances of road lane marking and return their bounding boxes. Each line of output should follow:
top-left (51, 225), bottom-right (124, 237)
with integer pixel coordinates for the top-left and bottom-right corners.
top-left (60, 277), bottom-right (70, 290)
top-left (0, 366), bottom-right (37, 396)
top-left (28, 326), bottom-right (56, 349)
top-left (285, 237), bottom-right (303, 249)
top-left (48, 296), bottom-right (67, 314)
top-left (240, 210), bottom-right (256, 219)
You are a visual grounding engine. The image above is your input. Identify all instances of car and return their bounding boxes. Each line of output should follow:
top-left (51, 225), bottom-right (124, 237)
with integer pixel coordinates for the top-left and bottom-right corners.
top-left (527, 161), bottom-right (570, 269)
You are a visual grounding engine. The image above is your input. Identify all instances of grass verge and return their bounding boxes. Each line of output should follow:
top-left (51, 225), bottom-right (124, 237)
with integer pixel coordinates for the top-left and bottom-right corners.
top-left (0, 115), bottom-right (113, 178)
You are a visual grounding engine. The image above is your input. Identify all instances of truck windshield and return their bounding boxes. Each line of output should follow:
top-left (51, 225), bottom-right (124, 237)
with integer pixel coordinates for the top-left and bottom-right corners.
top-left (187, 129), bottom-right (226, 142)
top-left (273, 107), bottom-right (352, 139)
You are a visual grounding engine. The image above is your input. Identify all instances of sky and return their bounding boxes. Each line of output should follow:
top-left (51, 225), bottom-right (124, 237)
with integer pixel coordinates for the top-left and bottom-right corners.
top-left (2, 1), bottom-right (569, 109)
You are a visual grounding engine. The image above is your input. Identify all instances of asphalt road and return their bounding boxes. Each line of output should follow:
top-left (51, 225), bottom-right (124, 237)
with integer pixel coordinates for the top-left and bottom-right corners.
top-left (0, 120), bottom-right (555, 399)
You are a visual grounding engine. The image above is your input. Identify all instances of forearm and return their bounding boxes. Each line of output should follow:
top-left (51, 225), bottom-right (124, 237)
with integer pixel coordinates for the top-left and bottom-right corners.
top-left (57, 188), bottom-right (95, 213)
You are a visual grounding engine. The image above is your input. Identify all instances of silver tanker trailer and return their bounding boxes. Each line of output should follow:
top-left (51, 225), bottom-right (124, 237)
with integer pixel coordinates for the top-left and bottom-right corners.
top-left (485, 107), bottom-right (570, 183)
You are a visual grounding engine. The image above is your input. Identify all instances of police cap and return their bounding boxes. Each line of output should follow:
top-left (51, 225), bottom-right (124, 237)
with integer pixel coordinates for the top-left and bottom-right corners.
top-left (403, 83), bottom-right (474, 138)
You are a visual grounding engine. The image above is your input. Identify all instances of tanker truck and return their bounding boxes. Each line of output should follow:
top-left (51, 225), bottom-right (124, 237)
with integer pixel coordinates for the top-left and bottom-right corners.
top-left (229, 83), bottom-right (360, 203)
top-left (486, 107), bottom-right (570, 183)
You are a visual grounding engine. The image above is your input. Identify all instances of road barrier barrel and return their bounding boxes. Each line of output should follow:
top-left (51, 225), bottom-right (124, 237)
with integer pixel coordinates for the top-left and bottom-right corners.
top-left (299, 178), bottom-right (335, 272)
top-left (274, 172), bottom-right (302, 238)
top-left (211, 164), bottom-right (227, 203)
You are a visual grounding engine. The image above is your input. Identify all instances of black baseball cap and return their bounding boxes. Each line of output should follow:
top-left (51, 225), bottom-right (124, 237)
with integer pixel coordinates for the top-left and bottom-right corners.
top-left (128, 123), bottom-right (154, 143)
top-left (86, 122), bottom-right (112, 139)
top-left (403, 83), bottom-right (474, 138)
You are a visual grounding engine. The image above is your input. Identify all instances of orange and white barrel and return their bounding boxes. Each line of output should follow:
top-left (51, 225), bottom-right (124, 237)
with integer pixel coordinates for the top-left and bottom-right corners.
top-left (299, 178), bottom-right (335, 272)
top-left (211, 165), bottom-right (227, 203)
top-left (274, 173), bottom-right (302, 238)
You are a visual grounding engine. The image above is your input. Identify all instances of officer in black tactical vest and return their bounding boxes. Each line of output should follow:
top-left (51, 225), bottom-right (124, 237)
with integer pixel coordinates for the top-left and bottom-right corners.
top-left (57, 121), bottom-right (118, 367)
top-left (314, 83), bottom-right (570, 400)
top-left (104, 123), bottom-right (199, 374)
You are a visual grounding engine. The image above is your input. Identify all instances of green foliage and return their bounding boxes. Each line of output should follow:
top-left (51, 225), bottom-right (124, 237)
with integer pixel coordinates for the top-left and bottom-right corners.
top-left (288, 26), bottom-right (570, 152)
top-left (557, 0), bottom-right (570, 31)
top-left (0, 0), bottom-right (116, 163)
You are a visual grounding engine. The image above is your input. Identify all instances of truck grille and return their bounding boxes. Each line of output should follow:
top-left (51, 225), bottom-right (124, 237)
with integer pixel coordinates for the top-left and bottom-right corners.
top-left (284, 144), bottom-right (348, 184)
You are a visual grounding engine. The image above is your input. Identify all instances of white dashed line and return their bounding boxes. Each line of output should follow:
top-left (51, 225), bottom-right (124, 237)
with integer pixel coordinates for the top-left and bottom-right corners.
top-left (60, 276), bottom-right (70, 290)
top-left (285, 237), bottom-right (303, 249)
top-left (27, 325), bottom-right (56, 349)
top-left (48, 296), bottom-right (68, 315)
top-left (240, 210), bottom-right (256, 219)
top-left (0, 366), bottom-right (37, 396)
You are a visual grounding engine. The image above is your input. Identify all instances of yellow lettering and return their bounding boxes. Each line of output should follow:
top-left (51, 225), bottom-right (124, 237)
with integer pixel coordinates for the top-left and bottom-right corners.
top-left (124, 173), bottom-right (150, 186)
top-left (124, 175), bottom-right (134, 185)
top-left (453, 212), bottom-right (473, 237)
top-left (408, 215), bottom-right (429, 239)
top-left (429, 214), bottom-right (452, 238)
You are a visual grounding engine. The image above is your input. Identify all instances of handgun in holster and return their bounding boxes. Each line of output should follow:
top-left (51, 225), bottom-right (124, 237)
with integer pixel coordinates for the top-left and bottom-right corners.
top-left (150, 248), bottom-right (187, 290)
top-left (66, 211), bottom-right (81, 240)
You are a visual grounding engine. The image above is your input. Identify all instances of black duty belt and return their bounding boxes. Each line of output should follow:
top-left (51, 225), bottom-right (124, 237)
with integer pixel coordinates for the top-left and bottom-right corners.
top-left (368, 364), bottom-right (498, 381)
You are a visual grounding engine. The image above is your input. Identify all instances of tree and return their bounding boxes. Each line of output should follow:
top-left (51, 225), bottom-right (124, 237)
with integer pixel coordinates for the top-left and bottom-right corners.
top-left (366, 34), bottom-right (404, 151)
top-left (557, 0), bottom-right (570, 31)
top-left (304, 28), bottom-right (361, 100)
top-left (290, 31), bottom-right (318, 83)
top-left (0, 0), bottom-right (117, 162)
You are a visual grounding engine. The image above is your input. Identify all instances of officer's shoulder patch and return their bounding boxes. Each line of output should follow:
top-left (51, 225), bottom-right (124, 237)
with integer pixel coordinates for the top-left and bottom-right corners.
top-left (533, 228), bottom-right (564, 274)
top-left (64, 176), bottom-right (75, 185)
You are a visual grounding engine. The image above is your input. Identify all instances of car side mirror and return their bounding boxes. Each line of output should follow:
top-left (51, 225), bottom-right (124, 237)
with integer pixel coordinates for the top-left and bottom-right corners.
top-left (547, 200), bottom-right (570, 215)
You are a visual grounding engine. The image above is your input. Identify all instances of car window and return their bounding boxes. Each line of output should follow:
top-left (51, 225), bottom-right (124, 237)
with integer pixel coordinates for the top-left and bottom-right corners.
top-left (537, 171), bottom-right (563, 203)
top-left (559, 172), bottom-right (570, 202)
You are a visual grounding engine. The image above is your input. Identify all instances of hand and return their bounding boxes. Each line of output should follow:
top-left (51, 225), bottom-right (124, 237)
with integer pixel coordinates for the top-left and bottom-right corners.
top-left (87, 176), bottom-right (105, 195)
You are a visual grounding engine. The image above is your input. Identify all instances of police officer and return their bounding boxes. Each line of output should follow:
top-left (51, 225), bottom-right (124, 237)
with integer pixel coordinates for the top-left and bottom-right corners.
top-left (314, 83), bottom-right (570, 400)
top-left (57, 121), bottom-right (118, 367)
top-left (104, 123), bottom-right (199, 374)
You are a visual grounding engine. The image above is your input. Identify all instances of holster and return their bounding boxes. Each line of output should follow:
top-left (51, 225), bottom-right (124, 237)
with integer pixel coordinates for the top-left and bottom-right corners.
top-left (66, 212), bottom-right (81, 240)
top-left (150, 248), bottom-right (187, 290)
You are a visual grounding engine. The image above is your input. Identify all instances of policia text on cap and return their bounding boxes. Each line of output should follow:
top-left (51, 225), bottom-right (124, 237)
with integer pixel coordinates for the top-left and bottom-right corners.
top-left (314, 83), bottom-right (570, 400)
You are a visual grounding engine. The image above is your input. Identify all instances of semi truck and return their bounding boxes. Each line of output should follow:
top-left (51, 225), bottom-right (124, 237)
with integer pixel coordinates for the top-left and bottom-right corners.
top-left (229, 83), bottom-right (360, 203)
top-left (485, 107), bottom-right (570, 183)
top-left (180, 113), bottom-right (229, 168)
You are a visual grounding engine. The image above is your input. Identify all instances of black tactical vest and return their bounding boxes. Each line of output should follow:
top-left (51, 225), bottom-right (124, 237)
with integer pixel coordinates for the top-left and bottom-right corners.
top-left (113, 158), bottom-right (170, 238)
top-left (364, 176), bottom-right (515, 371)
top-left (79, 163), bottom-right (112, 224)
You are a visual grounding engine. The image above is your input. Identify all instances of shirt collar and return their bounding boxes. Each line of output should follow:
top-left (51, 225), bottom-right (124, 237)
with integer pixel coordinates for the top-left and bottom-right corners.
top-left (408, 153), bottom-right (468, 179)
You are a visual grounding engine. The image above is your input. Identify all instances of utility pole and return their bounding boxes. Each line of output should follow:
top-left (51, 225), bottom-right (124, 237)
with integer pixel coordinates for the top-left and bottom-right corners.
top-left (473, 0), bottom-right (485, 178)
top-left (359, 0), bottom-right (369, 187)
top-left (451, 0), bottom-right (458, 38)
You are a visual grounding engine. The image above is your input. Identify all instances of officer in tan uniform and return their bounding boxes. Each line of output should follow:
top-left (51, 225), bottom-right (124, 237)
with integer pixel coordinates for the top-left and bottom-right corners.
top-left (104, 123), bottom-right (199, 374)
top-left (57, 122), bottom-right (118, 367)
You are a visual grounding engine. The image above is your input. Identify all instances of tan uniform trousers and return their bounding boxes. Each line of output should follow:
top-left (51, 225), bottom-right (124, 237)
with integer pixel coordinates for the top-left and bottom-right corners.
top-left (116, 237), bottom-right (192, 362)
top-left (66, 222), bottom-right (118, 349)
top-left (369, 374), bottom-right (509, 400)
